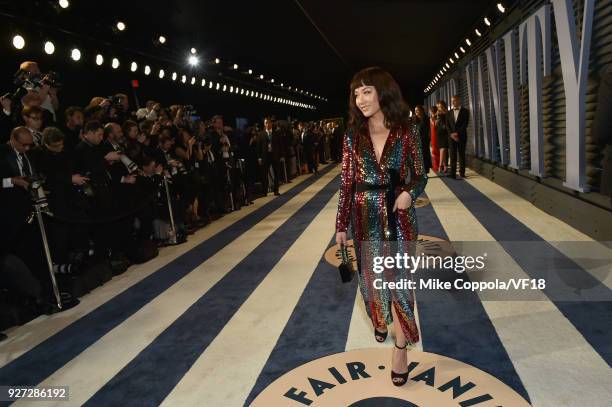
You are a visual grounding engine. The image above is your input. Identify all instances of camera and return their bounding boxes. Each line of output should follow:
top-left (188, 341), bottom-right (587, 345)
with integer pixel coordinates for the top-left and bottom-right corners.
top-left (26, 174), bottom-right (51, 213)
top-left (4, 69), bottom-right (63, 104)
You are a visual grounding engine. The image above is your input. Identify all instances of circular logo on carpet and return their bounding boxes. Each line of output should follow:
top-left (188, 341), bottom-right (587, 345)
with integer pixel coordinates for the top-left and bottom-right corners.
top-left (250, 348), bottom-right (532, 406)
top-left (324, 235), bottom-right (455, 269)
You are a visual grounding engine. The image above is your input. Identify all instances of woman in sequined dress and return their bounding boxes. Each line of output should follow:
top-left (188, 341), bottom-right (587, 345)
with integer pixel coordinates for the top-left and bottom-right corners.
top-left (335, 67), bottom-right (427, 386)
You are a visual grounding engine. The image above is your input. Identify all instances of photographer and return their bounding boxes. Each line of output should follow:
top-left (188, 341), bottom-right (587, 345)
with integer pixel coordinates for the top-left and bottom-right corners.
top-left (18, 61), bottom-right (60, 121)
top-left (30, 127), bottom-right (89, 273)
top-left (62, 106), bottom-right (84, 152)
top-left (21, 105), bottom-right (44, 146)
top-left (0, 127), bottom-right (35, 244)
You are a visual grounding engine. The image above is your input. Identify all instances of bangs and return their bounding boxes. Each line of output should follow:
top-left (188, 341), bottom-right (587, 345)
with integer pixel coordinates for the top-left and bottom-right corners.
top-left (350, 71), bottom-right (375, 93)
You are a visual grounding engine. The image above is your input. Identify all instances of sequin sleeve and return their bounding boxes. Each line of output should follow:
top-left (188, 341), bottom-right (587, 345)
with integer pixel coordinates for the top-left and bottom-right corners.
top-left (336, 132), bottom-right (354, 232)
top-left (400, 124), bottom-right (427, 203)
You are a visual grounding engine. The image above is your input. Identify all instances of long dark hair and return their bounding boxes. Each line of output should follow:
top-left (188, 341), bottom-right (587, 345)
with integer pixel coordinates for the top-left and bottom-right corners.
top-left (348, 67), bottom-right (411, 134)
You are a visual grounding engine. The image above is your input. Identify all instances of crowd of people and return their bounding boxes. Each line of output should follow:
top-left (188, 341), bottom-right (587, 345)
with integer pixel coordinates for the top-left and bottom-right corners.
top-left (0, 60), bottom-right (344, 339)
top-left (412, 95), bottom-right (470, 180)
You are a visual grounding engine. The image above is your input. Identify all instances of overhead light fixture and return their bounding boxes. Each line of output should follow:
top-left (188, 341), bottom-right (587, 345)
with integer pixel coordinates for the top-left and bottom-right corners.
top-left (230, 85), bottom-right (234, 92)
top-left (223, 84), bottom-right (226, 91)
top-left (191, 77), bottom-right (196, 85)
top-left (216, 83), bottom-right (220, 90)
top-left (259, 74), bottom-right (264, 79)
top-left (44, 41), bottom-right (55, 55)
top-left (71, 48), bottom-right (81, 61)
top-left (201, 78), bottom-right (206, 86)
top-left (214, 58), bottom-right (220, 64)
top-left (159, 69), bottom-right (165, 78)
top-left (449, 58), bottom-right (454, 63)
top-left (12, 35), bottom-right (25, 50)
top-left (497, 3), bottom-right (506, 13)
top-left (96, 54), bottom-right (104, 65)
top-left (111, 57), bottom-right (119, 69)
top-left (233, 64), bottom-right (238, 70)
top-left (271, 79), bottom-right (275, 83)
top-left (445, 63), bottom-right (450, 69)
top-left (58, 0), bottom-right (70, 9)
top-left (454, 52), bottom-right (459, 59)
top-left (144, 65), bottom-right (151, 75)
top-left (209, 81), bottom-right (213, 88)
top-left (158, 35), bottom-right (166, 44)
top-left (190, 47), bottom-right (197, 54)
top-left (181, 75), bottom-right (186, 83)
top-left (116, 21), bottom-right (126, 31)
top-left (475, 29), bottom-right (482, 37)
top-left (484, 17), bottom-right (491, 26)
top-left (188, 55), bottom-right (199, 66)
top-left (460, 46), bottom-right (466, 53)
top-left (172, 72), bottom-right (177, 81)
top-left (465, 38), bottom-right (472, 46)
top-left (130, 62), bottom-right (138, 72)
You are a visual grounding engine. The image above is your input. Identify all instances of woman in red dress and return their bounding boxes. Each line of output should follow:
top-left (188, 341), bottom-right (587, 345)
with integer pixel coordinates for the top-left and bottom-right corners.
top-left (335, 67), bottom-right (427, 386)
top-left (429, 105), bottom-right (440, 172)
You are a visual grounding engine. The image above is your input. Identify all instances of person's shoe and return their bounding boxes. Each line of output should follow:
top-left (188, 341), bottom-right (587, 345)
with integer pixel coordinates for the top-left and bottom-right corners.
top-left (274, 191), bottom-right (280, 196)
top-left (374, 327), bottom-right (388, 343)
top-left (391, 342), bottom-right (409, 386)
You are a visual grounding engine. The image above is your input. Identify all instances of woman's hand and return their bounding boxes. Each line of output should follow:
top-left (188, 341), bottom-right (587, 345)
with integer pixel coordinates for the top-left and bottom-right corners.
top-left (393, 190), bottom-right (412, 211)
top-left (336, 231), bottom-right (347, 246)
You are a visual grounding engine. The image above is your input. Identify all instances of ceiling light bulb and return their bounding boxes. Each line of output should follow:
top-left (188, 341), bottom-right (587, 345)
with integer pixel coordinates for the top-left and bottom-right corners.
top-left (44, 41), bottom-right (55, 54)
top-left (13, 35), bottom-right (26, 50)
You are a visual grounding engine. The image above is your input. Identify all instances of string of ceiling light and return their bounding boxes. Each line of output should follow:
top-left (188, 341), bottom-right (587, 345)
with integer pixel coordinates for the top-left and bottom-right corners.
top-left (7, 0), bottom-right (325, 109)
top-left (424, 2), bottom-right (508, 94)
top-left (8, 30), bottom-right (317, 110)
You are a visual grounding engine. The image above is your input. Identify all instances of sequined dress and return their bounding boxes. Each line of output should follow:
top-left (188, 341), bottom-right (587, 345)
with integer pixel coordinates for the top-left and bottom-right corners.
top-left (336, 121), bottom-right (427, 345)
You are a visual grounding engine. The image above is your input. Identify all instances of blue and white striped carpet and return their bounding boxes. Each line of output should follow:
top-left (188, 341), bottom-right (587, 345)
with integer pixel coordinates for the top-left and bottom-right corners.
top-left (1, 163), bottom-right (610, 407)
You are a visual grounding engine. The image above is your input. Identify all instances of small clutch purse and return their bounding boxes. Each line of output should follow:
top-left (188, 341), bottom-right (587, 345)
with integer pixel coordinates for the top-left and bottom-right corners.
top-left (338, 243), bottom-right (355, 283)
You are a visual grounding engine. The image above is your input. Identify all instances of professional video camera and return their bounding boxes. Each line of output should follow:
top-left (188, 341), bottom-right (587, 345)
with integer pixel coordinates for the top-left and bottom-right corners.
top-left (3, 69), bottom-right (62, 104)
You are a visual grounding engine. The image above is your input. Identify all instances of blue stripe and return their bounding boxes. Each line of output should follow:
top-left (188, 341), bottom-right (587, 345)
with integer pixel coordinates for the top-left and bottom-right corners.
top-left (245, 235), bottom-right (357, 405)
top-left (0, 164), bottom-right (337, 394)
top-left (439, 176), bottom-right (612, 366)
top-left (415, 194), bottom-right (531, 402)
top-left (84, 174), bottom-right (341, 406)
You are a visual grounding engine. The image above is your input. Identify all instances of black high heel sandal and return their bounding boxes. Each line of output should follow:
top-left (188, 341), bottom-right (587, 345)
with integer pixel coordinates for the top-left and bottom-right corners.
top-left (391, 342), bottom-right (409, 386)
top-left (374, 328), bottom-right (388, 343)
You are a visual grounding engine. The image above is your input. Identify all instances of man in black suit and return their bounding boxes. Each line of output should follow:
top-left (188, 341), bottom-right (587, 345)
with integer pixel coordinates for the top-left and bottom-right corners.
top-left (0, 127), bottom-right (35, 245)
top-left (301, 122), bottom-right (318, 175)
top-left (446, 95), bottom-right (470, 179)
top-left (257, 117), bottom-right (283, 196)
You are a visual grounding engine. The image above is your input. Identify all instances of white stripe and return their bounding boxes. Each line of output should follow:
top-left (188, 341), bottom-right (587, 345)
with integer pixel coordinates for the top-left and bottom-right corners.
top-left (161, 193), bottom-right (340, 407)
top-left (12, 169), bottom-right (339, 407)
top-left (426, 175), bottom-right (612, 406)
top-left (0, 166), bottom-right (322, 368)
top-left (464, 169), bottom-right (612, 289)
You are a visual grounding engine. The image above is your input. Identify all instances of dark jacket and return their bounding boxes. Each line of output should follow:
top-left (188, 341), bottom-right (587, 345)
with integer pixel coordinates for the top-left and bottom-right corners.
top-left (257, 129), bottom-right (285, 161)
top-left (446, 106), bottom-right (470, 141)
